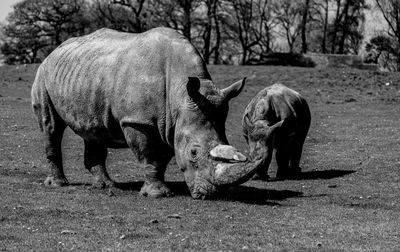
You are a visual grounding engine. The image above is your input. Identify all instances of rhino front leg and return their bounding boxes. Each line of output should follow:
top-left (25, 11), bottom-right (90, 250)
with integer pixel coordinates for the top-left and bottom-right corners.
top-left (123, 126), bottom-right (174, 197)
top-left (140, 163), bottom-right (174, 198)
top-left (84, 141), bottom-right (115, 188)
top-left (252, 148), bottom-right (273, 181)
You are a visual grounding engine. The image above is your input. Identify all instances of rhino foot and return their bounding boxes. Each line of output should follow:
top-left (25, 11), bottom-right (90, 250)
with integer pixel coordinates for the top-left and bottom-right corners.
top-left (44, 176), bottom-right (69, 187)
top-left (92, 177), bottom-right (116, 189)
top-left (140, 181), bottom-right (174, 198)
top-left (88, 165), bottom-right (116, 189)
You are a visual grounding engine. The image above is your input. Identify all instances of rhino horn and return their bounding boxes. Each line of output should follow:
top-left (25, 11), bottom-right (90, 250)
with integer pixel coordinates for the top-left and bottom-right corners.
top-left (209, 144), bottom-right (264, 186)
top-left (211, 159), bottom-right (264, 186)
top-left (209, 144), bottom-right (247, 162)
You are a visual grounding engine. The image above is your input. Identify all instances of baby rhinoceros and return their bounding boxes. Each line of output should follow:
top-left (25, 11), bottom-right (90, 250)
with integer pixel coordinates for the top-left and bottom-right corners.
top-left (242, 84), bottom-right (311, 180)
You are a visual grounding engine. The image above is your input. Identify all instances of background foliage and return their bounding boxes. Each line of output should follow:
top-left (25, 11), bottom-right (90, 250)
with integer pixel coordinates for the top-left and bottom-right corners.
top-left (0, 0), bottom-right (398, 70)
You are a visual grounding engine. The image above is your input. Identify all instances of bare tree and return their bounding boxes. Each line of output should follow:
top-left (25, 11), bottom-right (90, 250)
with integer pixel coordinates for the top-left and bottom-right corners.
top-left (212, 0), bottom-right (222, 64)
top-left (375, 0), bottom-right (400, 70)
top-left (314, 0), bottom-right (330, 53)
top-left (328, 0), bottom-right (367, 54)
top-left (222, 0), bottom-right (276, 64)
top-left (91, 0), bottom-right (137, 32)
top-left (146, 0), bottom-right (201, 41)
top-left (337, 0), bottom-right (367, 54)
top-left (232, 0), bottom-right (253, 64)
top-left (330, 0), bottom-right (342, 53)
top-left (111, 0), bottom-right (147, 32)
top-left (254, 0), bottom-right (276, 55)
top-left (16, 0), bottom-right (88, 45)
top-left (178, 0), bottom-right (193, 40)
top-left (1, 0), bottom-right (88, 64)
top-left (199, 0), bottom-right (220, 63)
top-left (300, 0), bottom-right (312, 53)
top-left (272, 0), bottom-right (302, 53)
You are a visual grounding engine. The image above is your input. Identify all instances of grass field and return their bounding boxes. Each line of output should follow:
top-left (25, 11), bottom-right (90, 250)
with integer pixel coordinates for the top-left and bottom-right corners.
top-left (0, 64), bottom-right (399, 251)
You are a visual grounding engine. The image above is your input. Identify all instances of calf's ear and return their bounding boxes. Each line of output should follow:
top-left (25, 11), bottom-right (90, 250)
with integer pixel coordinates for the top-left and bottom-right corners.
top-left (243, 114), bottom-right (252, 128)
top-left (242, 114), bottom-right (252, 143)
top-left (221, 77), bottom-right (246, 101)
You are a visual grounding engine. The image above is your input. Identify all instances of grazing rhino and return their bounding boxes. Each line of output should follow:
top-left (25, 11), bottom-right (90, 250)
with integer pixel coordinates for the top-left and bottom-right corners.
top-left (242, 83), bottom-right (311, 180)
top-left (31, 27), bottom-right (263, 199)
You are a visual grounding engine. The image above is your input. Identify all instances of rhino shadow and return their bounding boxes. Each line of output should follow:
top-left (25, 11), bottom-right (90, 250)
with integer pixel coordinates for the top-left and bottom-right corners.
top-left (276, 169), bottom-right (356, 181)
top-left (115, 181), bottom-right (145, 191)
top-left (216, 185), bottom-right (303, 205)
top-left (115, 181), bottom-right (302, 205)
top-left (115, 181), bottom-right (190, 196)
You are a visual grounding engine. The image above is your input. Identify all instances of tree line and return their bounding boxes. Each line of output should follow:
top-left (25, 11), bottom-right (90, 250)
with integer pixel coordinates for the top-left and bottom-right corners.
top-left (0, 0), bottom-right (398, 70)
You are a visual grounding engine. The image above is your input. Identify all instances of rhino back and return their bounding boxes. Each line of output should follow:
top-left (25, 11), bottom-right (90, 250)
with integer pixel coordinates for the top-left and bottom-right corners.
top-left (36, 28), bottom-right (209, 146)
top-left (244, 83), bottom-right (310, 125)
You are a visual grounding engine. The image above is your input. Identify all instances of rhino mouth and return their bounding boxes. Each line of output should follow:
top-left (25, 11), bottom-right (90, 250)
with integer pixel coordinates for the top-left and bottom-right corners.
top-left (190, 176), bottom-right (218, 199)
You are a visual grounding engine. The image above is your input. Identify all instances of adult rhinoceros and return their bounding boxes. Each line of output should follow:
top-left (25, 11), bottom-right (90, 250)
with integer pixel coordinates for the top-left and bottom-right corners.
top-left (31, 27), bottom-right (263, 199)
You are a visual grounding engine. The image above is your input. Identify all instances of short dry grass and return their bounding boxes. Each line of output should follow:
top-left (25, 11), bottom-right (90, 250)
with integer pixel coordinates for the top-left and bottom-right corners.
top-left (0, 64), bottom-right (399, 251)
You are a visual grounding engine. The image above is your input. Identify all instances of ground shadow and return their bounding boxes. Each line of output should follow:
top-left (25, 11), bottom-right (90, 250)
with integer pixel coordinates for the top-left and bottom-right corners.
top-left (115, 181), bottom-right (190, 196)
top-left (116, 181), bottom-right (302, 205)
top-left (271, 169), bottom-right (356, 181)
top-left (215, 185), bottom-right (303, 205)
top-left (115, 181), bottom-right (144, 191)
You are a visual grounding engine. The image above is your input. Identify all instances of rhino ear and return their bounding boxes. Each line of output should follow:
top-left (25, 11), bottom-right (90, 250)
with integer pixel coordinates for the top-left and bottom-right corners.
top-left (243, 114), bottom-right (252, 128)
top-left (187, 77), bottom-right (201, 98)
top-left (242, 114), bottom-right (252, 143)
top-left (221, 77), bottom-right (246, 101)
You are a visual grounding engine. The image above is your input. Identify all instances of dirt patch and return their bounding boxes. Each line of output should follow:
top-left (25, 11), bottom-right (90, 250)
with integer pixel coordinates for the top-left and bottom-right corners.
top-left (1, 65), bottom-right (400, 250)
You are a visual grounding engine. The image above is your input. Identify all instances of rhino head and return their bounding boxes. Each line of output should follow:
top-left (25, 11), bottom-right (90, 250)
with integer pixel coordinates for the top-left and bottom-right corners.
top-left (242, 115), bottom-right (295, 161)
top-left (174, 77), bottom-right (263, 199)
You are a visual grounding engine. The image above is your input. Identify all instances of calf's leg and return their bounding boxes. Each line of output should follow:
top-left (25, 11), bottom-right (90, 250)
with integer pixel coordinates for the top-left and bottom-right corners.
top-left (289, 134), bottom-right (306, 175)
top-left (252, 148), bottom-right (273, 181)
top-left (275, 136), bottom-right (291, 179)
top-left (290, 116), bottom-right (310, 175)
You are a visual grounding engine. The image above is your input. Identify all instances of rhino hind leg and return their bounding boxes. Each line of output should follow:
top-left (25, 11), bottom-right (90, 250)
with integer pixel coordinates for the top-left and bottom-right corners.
top-left (33, 101), bottom-right (69, 187)
top-left (289, 104), bottom-right (311, 177)
top-left (123, 126), bottom-right (174, 197)
top-left (84, 140), bottom-right (115, 189)
top-left (289, 136), bottom-right (306, 175)
top-left (275, 137), bottom-right (292, 180)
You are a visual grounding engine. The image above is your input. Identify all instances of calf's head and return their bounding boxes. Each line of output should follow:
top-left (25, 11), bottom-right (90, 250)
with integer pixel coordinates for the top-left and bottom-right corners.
top-left (174, 77), bottom-right (262, 199)
top-left (243, 115), bottom-right (295, 160)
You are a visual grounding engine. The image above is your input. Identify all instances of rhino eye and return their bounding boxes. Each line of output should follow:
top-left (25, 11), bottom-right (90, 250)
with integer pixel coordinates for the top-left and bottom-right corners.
top-left (191, 149), bottom-right (198, 158)
top-left (189, 146), bottom-right (202, 162)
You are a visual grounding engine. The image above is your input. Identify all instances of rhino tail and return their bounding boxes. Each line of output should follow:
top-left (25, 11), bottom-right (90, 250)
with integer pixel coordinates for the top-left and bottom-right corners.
top-left (31, 69), bottom-right (65, 133)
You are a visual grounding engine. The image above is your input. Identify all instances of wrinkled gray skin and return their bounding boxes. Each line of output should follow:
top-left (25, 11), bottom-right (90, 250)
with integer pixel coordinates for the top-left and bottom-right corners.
top-left (31, 27), bottom-right (263, 199)
top-left (242, 83), bottom-right (311, 180)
